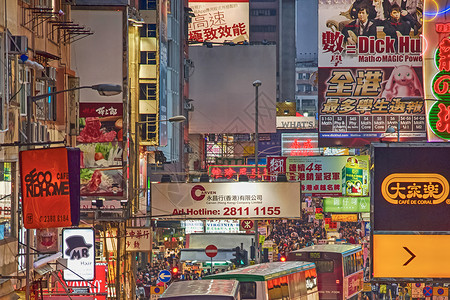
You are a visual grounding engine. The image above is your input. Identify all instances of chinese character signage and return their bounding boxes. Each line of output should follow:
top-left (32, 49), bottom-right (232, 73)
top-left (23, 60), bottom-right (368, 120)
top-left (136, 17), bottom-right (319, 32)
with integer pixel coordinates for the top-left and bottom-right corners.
top-left (208, 165), bottom-right (266, 180)
top-left (19, 148), bottom-right (80, 229)
top-left (318, 67), bottom-right (426, 147)
top-left (188, 0), bottom-right (249, 44)
top-left (424, 15), bottom-right (450, 141)
top-left (372, 144), bottom-right (450, 231)
top-left (151, 182), bottom-right (301, 218)
top-left (105, 227), bottom-right (151, 252)
top-left (318, 1), bottom-right (424, 147)
top-left (63, 228), bottom-right (95, 281)
top-left (266, 156), bottom-right (287, 182)
top-left (78, 103), bottom-right (123, 197)
top-left (331, 214), bottom-right (358, 222)
top-left (287, 155), bottom-right (369, 197)
top-left (323, 197), bottom-right (370, 213)
top-left (281, 133), bottom-right (320, 157)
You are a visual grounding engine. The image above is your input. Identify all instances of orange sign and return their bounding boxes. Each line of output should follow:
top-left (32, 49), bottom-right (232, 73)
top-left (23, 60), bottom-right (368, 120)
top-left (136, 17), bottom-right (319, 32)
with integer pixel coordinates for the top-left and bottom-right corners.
top-left (373, 234), bottom-right (450, 278)
top-left (20, 148), bottom-right (72, 229)
top-left (331, 214), bottom-right (358, 222)
top-left (381, 173), bottom-right (449, 205)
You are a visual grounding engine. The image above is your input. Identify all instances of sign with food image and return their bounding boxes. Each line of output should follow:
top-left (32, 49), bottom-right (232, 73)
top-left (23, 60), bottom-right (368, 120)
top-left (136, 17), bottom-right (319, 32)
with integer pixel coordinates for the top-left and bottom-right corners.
top-left (78, 103), bottom-right (124, 197)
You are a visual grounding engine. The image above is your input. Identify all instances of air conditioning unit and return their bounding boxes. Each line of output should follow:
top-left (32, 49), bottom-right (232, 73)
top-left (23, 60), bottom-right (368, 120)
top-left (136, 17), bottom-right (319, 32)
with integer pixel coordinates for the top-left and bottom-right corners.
top-left (9, 36), bottom-right (28, 54)
top-left (39, 124), bottom-right (49, 142)
top-left (184, 102), bottom-right (194, 111)
top-left (31, 122), bottom-right (39, 143)
top-left (45, 67), bottom-right (57, 81)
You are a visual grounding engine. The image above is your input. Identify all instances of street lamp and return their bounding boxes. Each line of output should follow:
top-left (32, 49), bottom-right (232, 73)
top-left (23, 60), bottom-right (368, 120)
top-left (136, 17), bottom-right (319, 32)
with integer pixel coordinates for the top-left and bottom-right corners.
top-left (24, 83), bottom-right (122, 300)
top-left (386, 121), bottom-right (400, 142)
top-left (252, 80), bottom-right (261, 180)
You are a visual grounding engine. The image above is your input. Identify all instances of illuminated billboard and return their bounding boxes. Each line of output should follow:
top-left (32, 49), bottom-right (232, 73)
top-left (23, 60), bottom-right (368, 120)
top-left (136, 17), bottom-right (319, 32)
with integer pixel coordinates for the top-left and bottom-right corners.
top-left (372, 143), bottom-right (450, 231)
top-left (188, 0), bottom-right (249, 44)
top-left (318, 0), bottom-right (425, 147)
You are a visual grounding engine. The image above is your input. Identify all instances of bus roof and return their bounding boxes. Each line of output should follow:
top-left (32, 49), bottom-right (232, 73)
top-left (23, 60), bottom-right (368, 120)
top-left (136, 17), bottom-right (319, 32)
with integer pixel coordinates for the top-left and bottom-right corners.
top-left (204, 261), bottom-right (316, 282)
top-left (290, 244), bottom-right (362, 256)
top-left (160, 279), bottom-right (239, 299)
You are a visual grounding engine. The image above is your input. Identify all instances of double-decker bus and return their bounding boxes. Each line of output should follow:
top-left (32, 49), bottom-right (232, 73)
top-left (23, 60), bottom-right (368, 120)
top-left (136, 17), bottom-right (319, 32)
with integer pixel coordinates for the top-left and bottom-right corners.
top-left (205, 261), bottom-right (319, 300)
top-left (160, 279), bottom-right (241, 300)
top-left (288, 244), bottom-right (364, 300)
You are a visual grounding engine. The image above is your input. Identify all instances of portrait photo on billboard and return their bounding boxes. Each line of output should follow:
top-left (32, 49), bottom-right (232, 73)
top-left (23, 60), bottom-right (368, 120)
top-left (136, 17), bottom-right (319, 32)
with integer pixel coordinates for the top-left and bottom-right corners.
top-left (318, 67), bottom-right (426, 147)
top-left (372, 144), bottom-right (450, 231)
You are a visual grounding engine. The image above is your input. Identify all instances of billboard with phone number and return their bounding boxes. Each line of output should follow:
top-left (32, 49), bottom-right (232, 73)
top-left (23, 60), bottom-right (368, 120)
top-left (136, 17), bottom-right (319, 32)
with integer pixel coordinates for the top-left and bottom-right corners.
top-left (151, 182), bottom-right (301, 219)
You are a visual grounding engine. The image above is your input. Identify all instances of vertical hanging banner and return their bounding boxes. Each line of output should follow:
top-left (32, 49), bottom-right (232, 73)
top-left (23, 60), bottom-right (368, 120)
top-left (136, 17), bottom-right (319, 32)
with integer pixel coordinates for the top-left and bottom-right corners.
top-left (20, 147), bottom-right (80, 229)
top-left (318, 0), bottom-right (425, 147)
top-left (423, 1), bottom-right (450, 142)
top-left (77, 103), bottom-right (124, 197)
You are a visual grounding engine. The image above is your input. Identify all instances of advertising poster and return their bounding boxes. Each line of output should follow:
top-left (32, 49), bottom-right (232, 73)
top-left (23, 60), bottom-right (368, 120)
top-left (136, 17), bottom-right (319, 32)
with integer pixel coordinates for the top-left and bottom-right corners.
top-left (151, 182), bottom-right (301, 218)
top-left (287, 155), bottom-right (369, 197)
top-left (372, 144), bottom-right (450, 231)
top-left (78, 103), bottom-right (123, 197)
top-left (63, 228), bottom-right (96, 281)
top-left (188, 0), bottom-right (249, 44)
top-left (318, 0), bottom-right (425, 147)
top-left (20, 148), bottom-right (79, 229)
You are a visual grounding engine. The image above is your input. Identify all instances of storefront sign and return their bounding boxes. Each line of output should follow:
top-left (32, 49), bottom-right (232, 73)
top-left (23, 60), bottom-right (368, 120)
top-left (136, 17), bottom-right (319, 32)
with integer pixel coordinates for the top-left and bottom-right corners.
top-left (208, 165), bottom-right (266, 180)
top-left (188, 0), bottom-right (249, 44)
top-left (206, 220), bottom-right (244, 233)
top-left (20, 148), bottom-right (80, 229)
top-left (287, 155), bottom-right (369, 197)
top-left (151, 182), bottom-right (301, 218)
top-left (372, 144), bottom-right (450, 231)
top-left (105, 227), bottom-right (151, 252)
top-left (63, 228), bottom-right (95, 281)
top-left (331, 214), bottom-right (358, 222)
top-left (344, 271), bottom-right (363, 299)
top-left (281, 133), bottom-right (320, 156)
top-left (276, 116), bottom-right (316, 129)
top-left (323, 197), bottom-right (370, 213)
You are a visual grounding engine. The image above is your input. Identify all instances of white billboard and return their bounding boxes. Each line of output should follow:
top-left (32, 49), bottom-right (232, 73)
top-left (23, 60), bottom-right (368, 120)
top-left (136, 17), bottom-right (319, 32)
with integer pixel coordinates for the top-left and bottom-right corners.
top-left (188, 0), bottom-right (249, 44)
top-left (63, 228), bottom-right (95, 281)
top-left (188, 45), bottom-right (277, 134)
top-left (151, 182), bottom-right (301, 218)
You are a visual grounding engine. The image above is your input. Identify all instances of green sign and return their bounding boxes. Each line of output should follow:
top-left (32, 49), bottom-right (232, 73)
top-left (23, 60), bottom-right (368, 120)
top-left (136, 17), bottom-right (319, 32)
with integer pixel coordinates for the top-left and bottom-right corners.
top-left (323, 197), bottom-right (370, 213)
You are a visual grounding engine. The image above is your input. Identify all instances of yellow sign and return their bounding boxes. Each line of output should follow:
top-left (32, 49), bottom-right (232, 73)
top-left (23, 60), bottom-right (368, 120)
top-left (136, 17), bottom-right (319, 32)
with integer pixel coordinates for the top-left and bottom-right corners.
top-left (373, 235), bottom-right (450, 278)
top-left (151, 286), bottom-right (165, 294)
top-left (363, 282), bottom-right (372, 292)
top-left (315, 213), bottom-right (323, 220)
top-left (381, 173), bottom-right (449, 205)
top-left (331, 214), bottom-right (358, 222)
top-left (434, 287), bottom-right (448, 296)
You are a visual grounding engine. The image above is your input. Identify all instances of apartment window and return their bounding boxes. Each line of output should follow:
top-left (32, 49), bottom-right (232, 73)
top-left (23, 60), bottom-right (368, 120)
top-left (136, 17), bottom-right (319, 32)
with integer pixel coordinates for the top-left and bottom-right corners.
top-left (139, 83), bottom-right (157, 100)
top-left (140, 51), bottom-right (157, 65)
top-left (250, 25), bottom-right (277, 32)
top-left (0, 162), bottom-right (15, 240)
top-left (140, 24), bottom-right (157, 38)
top-left (139, 0), bottom-right (157, 10)
top-left (303, 99), bottom-right (315, 107)
top-left (250, 9), bottom-right (276, 16)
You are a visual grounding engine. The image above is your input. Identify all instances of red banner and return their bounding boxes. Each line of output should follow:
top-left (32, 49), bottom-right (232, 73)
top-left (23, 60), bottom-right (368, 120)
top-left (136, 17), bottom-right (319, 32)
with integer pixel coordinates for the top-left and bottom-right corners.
top-left (20, 148), bottom-right (72, 229)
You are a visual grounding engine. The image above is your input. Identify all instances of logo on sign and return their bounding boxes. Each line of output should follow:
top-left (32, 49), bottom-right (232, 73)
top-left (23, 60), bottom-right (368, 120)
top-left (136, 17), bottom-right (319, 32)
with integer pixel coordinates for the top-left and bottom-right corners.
top-left (381, 173), bottom-right (449, 205)
top-left (191, 185), bottom-right (216, 201)
top-left (241, 220), bottom-right (254, 230)
top-left (65, 235), bottom-right (93, 260)
top-left (24, 169), bottom-right (70, 198)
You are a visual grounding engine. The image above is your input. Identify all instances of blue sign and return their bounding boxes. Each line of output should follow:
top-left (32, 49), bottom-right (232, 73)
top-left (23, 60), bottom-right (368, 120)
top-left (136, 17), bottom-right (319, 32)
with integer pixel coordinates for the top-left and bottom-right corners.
top-left (438, 288), bottom-right (445, 295)
top-left (158, 270), bottom-right (172, 283)
top-left (423, 286), bottom-right (433, 297)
